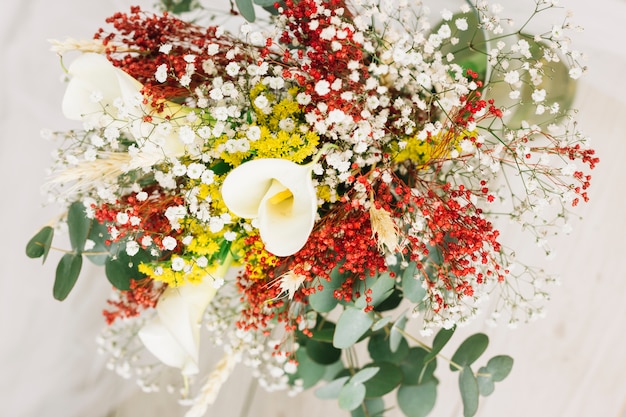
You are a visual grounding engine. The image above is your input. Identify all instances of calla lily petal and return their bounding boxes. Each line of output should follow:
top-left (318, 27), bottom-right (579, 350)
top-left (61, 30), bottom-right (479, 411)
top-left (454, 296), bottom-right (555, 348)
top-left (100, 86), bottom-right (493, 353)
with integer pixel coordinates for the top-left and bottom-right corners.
top-left (138, 277), bottom-right (217, 376)
top-left (62, 53), bottom-right (143, 123)
top-left (222, 158), bottom-right (317, 257)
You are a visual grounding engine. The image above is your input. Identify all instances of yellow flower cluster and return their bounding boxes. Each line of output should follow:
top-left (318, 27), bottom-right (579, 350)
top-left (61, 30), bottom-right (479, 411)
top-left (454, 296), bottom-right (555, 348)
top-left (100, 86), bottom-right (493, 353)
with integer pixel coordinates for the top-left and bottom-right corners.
top-left (243, 233), bottom-right (279, 281)
top-left (219, 83), bottom-right (319, 166)
top-left (138, 256), bottom-right (213, 287)
top-left (394, 129), bottom-right (475, 166)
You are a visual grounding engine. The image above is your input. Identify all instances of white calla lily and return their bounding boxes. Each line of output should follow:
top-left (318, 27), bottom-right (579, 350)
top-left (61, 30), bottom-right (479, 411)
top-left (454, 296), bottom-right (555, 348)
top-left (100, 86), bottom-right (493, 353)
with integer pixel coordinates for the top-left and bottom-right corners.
top-left (61, 53), bottom-right (187, 162)
top-left (138, 257), bottom-right (231, 375)
top-left (221, 158), bottom-right (317, 257)
top-left (62, 53), bottom-right (144, 124)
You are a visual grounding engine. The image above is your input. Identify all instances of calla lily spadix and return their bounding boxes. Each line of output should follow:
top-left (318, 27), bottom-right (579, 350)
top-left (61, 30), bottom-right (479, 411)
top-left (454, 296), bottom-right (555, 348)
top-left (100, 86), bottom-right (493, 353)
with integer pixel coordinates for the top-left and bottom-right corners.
top-left (138, 256), bottom-right (232, 376)
top-left (221, 158), bottom-right (318, 257)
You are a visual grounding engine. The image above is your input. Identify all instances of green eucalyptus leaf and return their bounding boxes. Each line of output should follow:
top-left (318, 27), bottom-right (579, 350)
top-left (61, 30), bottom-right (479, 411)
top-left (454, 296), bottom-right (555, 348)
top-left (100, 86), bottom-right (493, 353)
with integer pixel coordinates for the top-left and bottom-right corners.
top-left (372, 316), bottom-right (392, 331)
top-left (294, 346), bottom-right (327, 389)
top-left (309, 267), bottom-right (345, 313)
top-left (355, 271), bottom-right (395, 310)
top-left (424, 326), bottom-right (456, 363)
top-left (84, 220), bottom-right (116, 265)
top-left (160, 0), bottom-right (195, 14)
top-left (375, 288), bottom-right (403, 312)
top-left (486, 355), bottom-right (514, 382)
top-left (26, 226), bottom-right (54, 263)
top-left (368, 332), bottom-right (409, 365)
top-left (351, 398), bottom-right (385, 417)
top-left (362, 362), bottom-right (403, 398)
top-left (459, 366), bottom-right (480, 417)
top-left (338, 381), bottom-right (367, 411)
top-left (397, 380), bottom-right (437, 417)
top-left (322, 360), bottom-right (346, 381)
top-left (433, 11), bottom-right (488, 82)
top-left (104, 249), bottom-right (150, 291)
top-left (253, 0), bottom-right (276, 6)
top-left (351, 367), bottom-right (379, 385)
top-left (400, 347), bottom-right (437, 385)
top-left (67, 202), bottom-right (91, 253)
top-left (477, 366), bottom-right (495, 396)
top-left (450, 333), bottom-right (489, 371)
top-left (53, 253), bottom-right (83, 300)
top-left (484, 35), bottom-right (576, 129)
top-left (306, 339), bottom-right (342, 365)
top-left (235, 0), bottom-right (256, 22)
top-left (315, 376), bottom-right (349, 399)
top-left (401, 262), bottom-right (426, 303)
top-left (333, 307), bottom-right (373, 349)
top-left (389, 313), bottom-right (407, 352)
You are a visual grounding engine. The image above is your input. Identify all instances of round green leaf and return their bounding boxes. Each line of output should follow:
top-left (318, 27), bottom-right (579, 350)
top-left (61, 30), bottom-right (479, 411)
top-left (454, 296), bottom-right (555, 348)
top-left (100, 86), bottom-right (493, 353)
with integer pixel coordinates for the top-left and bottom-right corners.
top-left (397, 380), bottom-right (437, 417)
top-left (351, 367), bottom-right (380, 385)
top-left (67, 202), bottom-right (91, 253)
top-left (484, 35), bottom-right (576, 129)
top-left (84, 220), bottom-right (116, 265)
top-left (389, 313), bottom-right (408, 353)
top-left (26, 226), bottom-right (54, 262)
top-left (53, 253), bottom-right (83, 301)
top-left (486, 355), bottom-right (514, 382)
top-left (355, 271), bottom-right (395, 310)
top-left (309, 282), bottom-right (341, 314)
top-left (315, 376), bottom-right (349, 400)
top-left (338, 381), bottom-right (367, 411)
top-left (235, 0), bottom-right (256, 22)
top-left (477, 366), bottom-right (495, 396)
top-left (375, 288), bottom-right (403, 312)
top-left (400, 347), bottom-right (437, 385)
top-left (424, 326), bottom-right (455, 363)
top-left (351, 398), bottom-right (385, 417)
top-left (362, 362), bottom-right (403, 398)
top-left (294, 346), bottom-right (327, 389)
top-left (368, 332), bottom-right (409, 365)
top-left (333, 307), bottom-right (373, 349)
top-left (401, 262), bottom-right (426, 303)
top-left (433, 11), bottom-right (488, 82)
top-left (459, 366), bottom-right (480, 417)
top-left (372, 316), bottom-right (392, 331)
top-left (104, 249), bottom-right (149, 291)
top-left (306, 339), bottom-right (342, 365)
top-left (450, 333), bottom-right (489, 371)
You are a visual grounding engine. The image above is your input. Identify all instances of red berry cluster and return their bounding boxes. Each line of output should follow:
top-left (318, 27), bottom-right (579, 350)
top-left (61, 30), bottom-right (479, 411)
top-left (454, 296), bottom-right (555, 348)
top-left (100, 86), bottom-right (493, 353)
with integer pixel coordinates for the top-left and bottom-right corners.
top-left (93, 188), bottom-right (183, 251)
top-left (103, 278), bottom-right (164, 324)
top-left (94, 7), bottom-right (256, 108)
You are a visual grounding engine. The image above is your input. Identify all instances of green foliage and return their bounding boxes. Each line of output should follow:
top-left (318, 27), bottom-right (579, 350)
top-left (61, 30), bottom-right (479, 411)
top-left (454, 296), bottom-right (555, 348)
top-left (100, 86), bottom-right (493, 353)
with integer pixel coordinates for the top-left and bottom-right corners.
top-left (362, 362), bottom-right (403, 397)
top-left (235, 0), bottom-right (255, 21)
top-left (368, 332), bottom-right (409, 365)
top-left (25, 226), bottom-right (54, 263)
top-left (159, 0), bottom-right (196, 14)
top-left (333, 307), bottom-right (373, 349)
top-left (397, 381), bottom-right (438, 417)
top-left (67, 202), bottom-right (91, 252)
top-left (399, 347), bottom-right (437, 386)
top-left (424, 326), bottom-right (455, 363)
top-left (450, 333), bottom-right (489, 371)
top-left (53, 253), bottom-right (82, 300)
top-left (459, 366), bottom-right (480, 417)
top-left (105, 249), bottom-right (150, 291)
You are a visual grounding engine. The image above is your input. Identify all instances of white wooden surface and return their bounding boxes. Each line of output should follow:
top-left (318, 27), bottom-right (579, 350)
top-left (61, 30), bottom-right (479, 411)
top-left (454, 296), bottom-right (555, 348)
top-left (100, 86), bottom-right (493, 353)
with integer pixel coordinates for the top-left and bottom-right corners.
top-left (1, 1), bottom-right (625, 416)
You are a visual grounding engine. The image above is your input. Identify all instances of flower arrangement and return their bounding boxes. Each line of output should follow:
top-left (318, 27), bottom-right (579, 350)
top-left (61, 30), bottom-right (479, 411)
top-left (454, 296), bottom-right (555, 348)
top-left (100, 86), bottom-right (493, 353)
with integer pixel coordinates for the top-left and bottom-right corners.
top-left (27, 0), bottom-right (598, 416)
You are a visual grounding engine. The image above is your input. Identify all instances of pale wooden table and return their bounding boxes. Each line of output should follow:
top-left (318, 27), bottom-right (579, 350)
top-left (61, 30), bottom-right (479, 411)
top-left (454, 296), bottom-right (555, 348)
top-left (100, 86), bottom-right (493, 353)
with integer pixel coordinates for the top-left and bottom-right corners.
top-left (1, 1), bottom-right (624, 416)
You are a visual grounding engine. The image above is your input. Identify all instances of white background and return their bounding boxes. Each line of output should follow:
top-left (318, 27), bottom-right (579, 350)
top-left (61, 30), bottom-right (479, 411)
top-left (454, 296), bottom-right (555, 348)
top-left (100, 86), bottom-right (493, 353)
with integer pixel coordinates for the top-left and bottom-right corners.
top-left (1, 0), bottom-right (625, 416)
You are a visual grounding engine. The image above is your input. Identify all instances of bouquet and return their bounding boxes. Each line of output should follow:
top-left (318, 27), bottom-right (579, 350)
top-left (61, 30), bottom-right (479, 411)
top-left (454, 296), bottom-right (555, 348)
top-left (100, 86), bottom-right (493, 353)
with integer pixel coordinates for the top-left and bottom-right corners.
top-left (27, 0), bottom-right (598, 415)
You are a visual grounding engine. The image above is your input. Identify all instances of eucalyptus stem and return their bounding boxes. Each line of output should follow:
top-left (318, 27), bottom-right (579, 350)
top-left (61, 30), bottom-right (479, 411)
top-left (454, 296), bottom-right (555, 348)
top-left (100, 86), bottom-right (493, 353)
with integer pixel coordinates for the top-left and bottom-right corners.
top-left (395, 327), bottom-right (464, 371)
